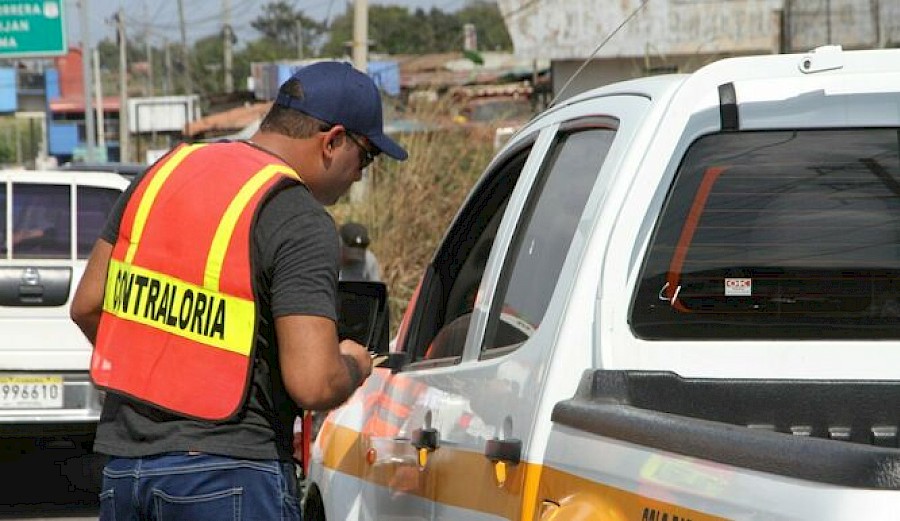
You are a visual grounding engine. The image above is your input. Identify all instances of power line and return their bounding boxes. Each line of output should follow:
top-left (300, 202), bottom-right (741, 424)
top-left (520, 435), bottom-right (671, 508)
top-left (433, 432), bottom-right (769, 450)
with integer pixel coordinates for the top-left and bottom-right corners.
top-left (150, 0), bottom-right (167, 22)
top-left (123, 12), bottom-right (224, 31)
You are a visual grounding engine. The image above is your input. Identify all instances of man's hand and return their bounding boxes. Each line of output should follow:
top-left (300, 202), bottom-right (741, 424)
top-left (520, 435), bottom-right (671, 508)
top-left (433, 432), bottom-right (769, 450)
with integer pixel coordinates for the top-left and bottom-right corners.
top-left (277, 316), bottom-right (372, 410)
top-left (339, 339), bottom-right (373, 385)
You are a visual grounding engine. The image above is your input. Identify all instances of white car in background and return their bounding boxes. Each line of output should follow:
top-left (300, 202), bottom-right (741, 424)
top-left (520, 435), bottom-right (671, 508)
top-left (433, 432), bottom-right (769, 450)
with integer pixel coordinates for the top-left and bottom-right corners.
top-left (0, 168), bottom-right (129, 492)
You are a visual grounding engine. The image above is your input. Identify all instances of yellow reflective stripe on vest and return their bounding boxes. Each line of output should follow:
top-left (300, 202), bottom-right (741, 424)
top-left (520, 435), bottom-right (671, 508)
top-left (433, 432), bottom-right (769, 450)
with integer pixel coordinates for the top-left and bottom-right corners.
top-left (203, 164), bottom-right (300, 290)
top-left (124, 144), bottom-right (207, 264)
top-left (102, 258), bottom-right (255, 356)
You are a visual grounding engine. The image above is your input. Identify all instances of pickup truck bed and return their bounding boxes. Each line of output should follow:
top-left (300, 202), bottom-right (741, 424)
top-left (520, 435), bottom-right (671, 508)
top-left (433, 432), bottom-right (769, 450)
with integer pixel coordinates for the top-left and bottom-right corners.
top-left (553, 370), bottom-right (900, 489)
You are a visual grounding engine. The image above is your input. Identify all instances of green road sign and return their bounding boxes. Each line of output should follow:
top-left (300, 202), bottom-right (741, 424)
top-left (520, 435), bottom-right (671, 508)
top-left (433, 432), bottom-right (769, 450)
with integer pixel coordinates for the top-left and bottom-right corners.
top-left (0, 1), bottom-right (66, 58)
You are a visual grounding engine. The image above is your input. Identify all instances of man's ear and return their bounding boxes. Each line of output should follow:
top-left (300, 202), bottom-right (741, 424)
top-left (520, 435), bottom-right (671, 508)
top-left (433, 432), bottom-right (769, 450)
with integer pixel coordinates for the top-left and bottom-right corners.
top-left (322, 125), bottom-right (345, 156)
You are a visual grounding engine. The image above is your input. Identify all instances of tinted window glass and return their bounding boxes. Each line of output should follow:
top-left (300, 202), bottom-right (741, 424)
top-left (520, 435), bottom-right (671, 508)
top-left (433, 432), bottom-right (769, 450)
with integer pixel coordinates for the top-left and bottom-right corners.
top-left (410, 147), bottom-right (531, 363)
top-left (483, 122), bottom-right (617, 352)
top-left (12, 183), bottom-right (71, 259)
top-left (632, 129), bottom-right (900, 339)
top-left (77, 186), bottom-right (120, 258)
top-left (0, 182), bottom-right (6, 257)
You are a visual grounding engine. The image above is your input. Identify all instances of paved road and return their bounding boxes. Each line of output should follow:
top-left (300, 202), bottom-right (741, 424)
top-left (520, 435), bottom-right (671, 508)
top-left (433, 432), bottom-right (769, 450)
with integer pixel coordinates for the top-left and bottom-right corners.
top-left (0, 445), bottom-right (99, 521)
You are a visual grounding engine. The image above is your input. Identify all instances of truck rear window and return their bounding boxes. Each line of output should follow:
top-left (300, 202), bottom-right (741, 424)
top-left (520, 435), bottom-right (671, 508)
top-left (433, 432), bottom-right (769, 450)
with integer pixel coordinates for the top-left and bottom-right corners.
top-left (631, 128), bottom-right (900, 339)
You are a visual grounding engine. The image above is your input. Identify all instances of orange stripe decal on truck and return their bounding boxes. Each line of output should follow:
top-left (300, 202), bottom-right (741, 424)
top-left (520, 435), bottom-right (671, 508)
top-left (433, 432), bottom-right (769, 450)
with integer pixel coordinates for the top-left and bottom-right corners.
top-left (318, 423), bottom-right (730, 521)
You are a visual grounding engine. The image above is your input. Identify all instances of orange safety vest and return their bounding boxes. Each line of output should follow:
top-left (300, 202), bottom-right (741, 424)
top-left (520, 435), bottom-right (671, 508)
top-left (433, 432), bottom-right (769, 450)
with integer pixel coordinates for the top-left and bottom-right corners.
top-left (92, 142), bottom-right (301, 421)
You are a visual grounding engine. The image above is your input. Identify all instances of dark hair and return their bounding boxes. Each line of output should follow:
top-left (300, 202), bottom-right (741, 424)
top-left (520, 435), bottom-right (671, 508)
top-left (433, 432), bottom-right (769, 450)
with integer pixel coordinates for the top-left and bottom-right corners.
top-left (259, 79), bottom-right (328, 139)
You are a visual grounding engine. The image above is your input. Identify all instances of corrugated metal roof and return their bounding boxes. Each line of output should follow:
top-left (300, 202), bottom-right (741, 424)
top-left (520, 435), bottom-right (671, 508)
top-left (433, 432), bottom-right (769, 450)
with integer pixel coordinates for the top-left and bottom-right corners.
top-left (183, 102), bottom-right (272, 137)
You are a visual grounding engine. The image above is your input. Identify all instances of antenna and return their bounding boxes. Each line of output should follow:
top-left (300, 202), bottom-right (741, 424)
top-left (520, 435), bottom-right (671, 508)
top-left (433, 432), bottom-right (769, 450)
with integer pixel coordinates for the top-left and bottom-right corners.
top-left (549, 0), bottom-right (650, 108)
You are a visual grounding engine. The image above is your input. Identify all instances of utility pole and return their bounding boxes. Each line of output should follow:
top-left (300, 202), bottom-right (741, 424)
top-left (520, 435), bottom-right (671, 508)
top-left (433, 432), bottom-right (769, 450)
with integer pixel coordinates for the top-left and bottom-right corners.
top-left (93, 47), bottom-right (105, 154)
top-left (145, 40), bottom-right (154, 96)
top-left (350, 0), bottom-right (370, 202)
top-left (117, 9), bottom-right (130, 163)
top-left (177, 0), bottom-right (193, 95)
top-left (351, 0), bottom-right (368, 73)
top-left (80, 0), bottom-right (96, 162)
top-left (163, 38), bottom-right (172, 95)
top-left (872, 0), bottom-right (883, 48)
top-left (223, 0), bottom-right (233, 93)
top-left (296, 18), bottom-right (304, 59)
top-left (350, 0), bottom-right (369, 202)
top-left (781, 0), bottom-right (792, 53)
top-left (143, 3), bottom-right (153, 96)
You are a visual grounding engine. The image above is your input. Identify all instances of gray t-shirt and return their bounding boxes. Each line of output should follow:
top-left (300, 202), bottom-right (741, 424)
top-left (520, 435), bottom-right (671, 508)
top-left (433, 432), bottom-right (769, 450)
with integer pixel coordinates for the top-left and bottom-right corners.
top-left (93, 145), bottom-right (339, 461)
top-left (340, 249), bottom-right (381, 282)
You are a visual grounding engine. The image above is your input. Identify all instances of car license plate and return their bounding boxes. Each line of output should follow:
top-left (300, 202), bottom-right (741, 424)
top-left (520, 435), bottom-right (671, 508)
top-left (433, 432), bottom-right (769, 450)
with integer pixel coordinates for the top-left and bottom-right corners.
top-left (0, 376), bottom-right (63, 409)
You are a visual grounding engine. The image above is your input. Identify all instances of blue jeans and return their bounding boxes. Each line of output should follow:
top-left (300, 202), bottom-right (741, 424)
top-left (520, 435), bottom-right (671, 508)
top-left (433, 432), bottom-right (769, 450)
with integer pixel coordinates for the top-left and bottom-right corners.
top-left (98, 452), bottom-right (301, 521)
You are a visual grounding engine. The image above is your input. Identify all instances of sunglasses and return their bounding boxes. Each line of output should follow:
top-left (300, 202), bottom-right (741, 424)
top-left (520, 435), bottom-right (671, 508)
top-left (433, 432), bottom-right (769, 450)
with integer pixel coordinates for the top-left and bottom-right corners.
top-left (345, 131), bottom-right (379, 169)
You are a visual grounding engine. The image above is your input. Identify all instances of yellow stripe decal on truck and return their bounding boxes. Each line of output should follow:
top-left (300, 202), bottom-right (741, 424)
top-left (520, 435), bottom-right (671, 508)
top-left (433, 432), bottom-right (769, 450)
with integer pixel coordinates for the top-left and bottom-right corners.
top-left (319, 423), bottom-right (729, 521)
top-left (103, 258), bottom-right (255, 355)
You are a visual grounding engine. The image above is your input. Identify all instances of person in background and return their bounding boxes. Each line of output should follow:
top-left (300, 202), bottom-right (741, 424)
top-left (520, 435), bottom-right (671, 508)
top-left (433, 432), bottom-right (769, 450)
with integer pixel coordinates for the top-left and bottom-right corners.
top-left (70, 61), bottom-right (407, 521)
top-left (339, 221), bottom-right (382, 282)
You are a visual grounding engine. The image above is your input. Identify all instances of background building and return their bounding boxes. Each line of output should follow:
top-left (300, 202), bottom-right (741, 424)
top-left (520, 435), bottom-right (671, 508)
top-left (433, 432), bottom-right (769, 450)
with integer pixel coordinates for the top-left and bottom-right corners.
top-left (497, 0), bottom-right (900, 99)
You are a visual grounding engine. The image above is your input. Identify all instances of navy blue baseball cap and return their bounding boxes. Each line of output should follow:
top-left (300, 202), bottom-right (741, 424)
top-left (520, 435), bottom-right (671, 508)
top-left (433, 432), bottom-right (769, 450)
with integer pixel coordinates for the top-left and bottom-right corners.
top-left (274, 61), bottom-right (408, 161)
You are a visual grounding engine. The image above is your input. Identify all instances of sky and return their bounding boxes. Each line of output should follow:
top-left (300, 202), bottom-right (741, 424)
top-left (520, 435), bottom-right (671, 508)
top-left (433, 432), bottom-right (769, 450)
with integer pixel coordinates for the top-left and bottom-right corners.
top-left (65, 0), bottom-right (466, 49)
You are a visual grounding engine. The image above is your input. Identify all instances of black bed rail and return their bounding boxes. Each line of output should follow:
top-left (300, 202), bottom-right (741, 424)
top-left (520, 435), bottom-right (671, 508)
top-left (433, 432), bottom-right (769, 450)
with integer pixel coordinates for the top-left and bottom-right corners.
top-left (552, 370), bottom-right (900, 489)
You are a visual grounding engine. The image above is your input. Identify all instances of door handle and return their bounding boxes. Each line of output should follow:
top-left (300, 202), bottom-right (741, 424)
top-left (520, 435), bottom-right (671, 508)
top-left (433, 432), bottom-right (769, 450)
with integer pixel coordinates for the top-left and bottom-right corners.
top-left (485, 438), bottom-right (522, 487)
top-left (411, 427), bottom-right (439, 469)
top-left (411, 427), bottom-right (439, 451)
top-left (484, 438), bottom-right (521, 464)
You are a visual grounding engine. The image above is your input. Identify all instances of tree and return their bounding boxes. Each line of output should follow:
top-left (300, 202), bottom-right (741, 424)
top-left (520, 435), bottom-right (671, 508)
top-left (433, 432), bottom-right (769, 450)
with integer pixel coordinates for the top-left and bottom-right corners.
top-left (251, 1), bottom-right (325, 58)
top-left (367, 6), bottom-right (420, 54)
top-left (190, 34), bottom-right (226, 97)
top-left (457, 1), bottom-right (513, 51)
top-left (321, 2), bottom-right (512, 56)
top-left (319, 7), bottom-right (354, 57)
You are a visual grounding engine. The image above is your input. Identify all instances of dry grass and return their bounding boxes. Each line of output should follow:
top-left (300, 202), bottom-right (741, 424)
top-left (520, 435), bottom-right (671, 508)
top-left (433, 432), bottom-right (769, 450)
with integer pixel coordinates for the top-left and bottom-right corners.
top-left (330, 107), bottom-right (496, 333)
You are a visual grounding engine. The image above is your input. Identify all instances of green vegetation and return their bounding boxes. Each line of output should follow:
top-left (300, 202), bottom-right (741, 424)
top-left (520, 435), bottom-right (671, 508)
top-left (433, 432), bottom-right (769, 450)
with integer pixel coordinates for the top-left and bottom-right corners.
top-left (0, 118), bottom-right (40, 166)
top-left (322, 2), bottom-right (511, 56)
top-left (95, 0), bottom-right (512, 99)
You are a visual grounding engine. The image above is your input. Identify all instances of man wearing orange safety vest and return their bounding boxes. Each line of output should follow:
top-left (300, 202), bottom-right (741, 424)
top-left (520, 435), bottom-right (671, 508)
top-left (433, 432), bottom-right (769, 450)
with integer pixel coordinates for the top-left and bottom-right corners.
top-left (70, 61), bottom-right (407, 521)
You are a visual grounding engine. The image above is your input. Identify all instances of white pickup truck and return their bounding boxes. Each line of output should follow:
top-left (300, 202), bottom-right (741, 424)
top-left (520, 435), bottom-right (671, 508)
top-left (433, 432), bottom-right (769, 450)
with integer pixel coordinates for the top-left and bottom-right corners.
top-left (0, 168), bottom-right (129, 492)
top-left (305, 46), bottom-right (900, 520)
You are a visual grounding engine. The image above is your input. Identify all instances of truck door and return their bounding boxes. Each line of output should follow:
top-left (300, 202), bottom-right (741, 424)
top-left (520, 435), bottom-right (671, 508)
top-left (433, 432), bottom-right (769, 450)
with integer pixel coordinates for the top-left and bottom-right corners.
top-left (373, 100), bottom-right (638, 519)
top-left (356, 141), bottom-right (537, 520)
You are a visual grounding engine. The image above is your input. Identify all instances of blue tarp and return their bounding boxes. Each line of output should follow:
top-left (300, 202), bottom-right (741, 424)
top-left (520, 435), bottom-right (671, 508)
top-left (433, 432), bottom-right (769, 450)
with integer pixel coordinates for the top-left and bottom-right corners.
top-left (45, 69), bottom-right (60, 100)
top-left (0, 68), bottom-right (16, 112)
top-left (48, 122), bottom-right (78, 155)
top-left (367, 61), bottom-right (400, 97)
top-left (268, 60), bottom-right (401, 99)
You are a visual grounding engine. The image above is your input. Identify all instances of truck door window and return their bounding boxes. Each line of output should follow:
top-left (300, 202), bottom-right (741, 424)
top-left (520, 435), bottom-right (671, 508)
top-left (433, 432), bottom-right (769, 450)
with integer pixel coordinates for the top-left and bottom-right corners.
top-left (408, 146), bottom-right (532, 363)
top-left (12, 183), bottom-right (71, 260)
top-left (632, 128), bottom-right (900, 339)
top-left (482, 119), bottom-right (617, 354)
top-left (77, 186), bottom-right (121, 258)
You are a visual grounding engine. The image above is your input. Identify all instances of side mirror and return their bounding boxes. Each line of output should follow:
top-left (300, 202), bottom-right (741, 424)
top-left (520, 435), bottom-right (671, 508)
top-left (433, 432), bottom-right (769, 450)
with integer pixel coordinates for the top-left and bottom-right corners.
top-left (336, 280), bottom-right (390, 356)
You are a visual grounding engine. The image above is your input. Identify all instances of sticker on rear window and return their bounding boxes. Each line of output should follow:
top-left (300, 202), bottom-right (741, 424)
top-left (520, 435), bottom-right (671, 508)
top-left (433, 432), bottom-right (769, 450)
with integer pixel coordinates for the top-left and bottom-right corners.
top-left (725, 278), bottom-right (751, 296)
